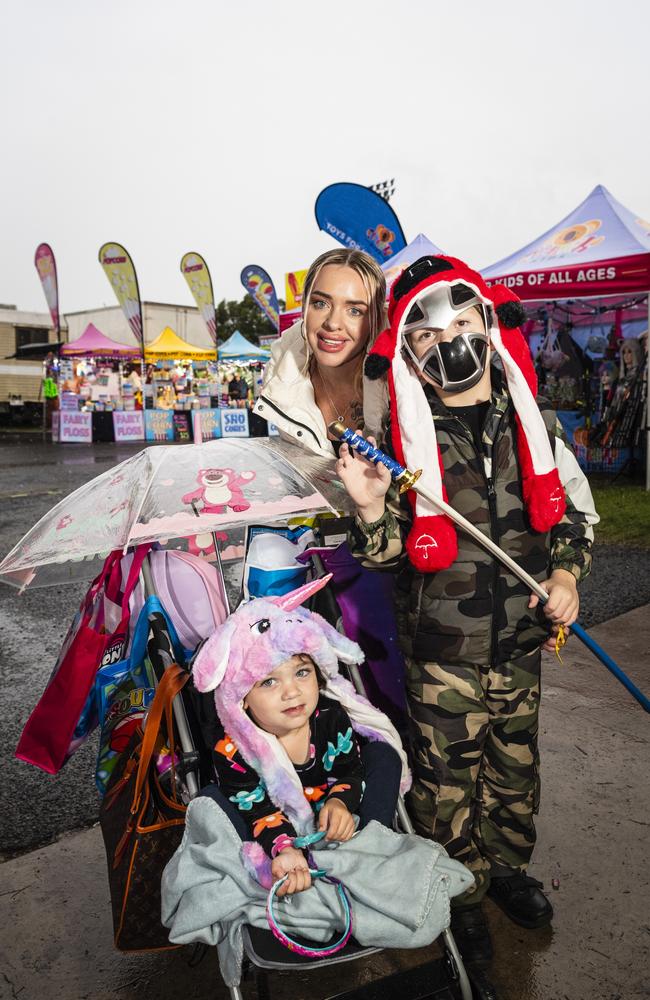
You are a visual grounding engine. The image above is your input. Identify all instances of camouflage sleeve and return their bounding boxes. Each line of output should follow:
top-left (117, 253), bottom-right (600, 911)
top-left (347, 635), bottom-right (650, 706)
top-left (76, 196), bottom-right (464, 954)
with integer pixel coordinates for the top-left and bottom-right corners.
top-left (549, 416), bottom-right (599, 584)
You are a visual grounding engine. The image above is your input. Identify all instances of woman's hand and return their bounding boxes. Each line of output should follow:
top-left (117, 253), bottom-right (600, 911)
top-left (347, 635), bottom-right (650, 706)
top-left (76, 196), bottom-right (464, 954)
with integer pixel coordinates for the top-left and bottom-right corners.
top-left (318, 798), bottom-right (356, 842)
top-left (528, 569), bottom-right (580, 627)
top-left (335, 437), bottom-right (392, 523)
top-left (271, 846), bottom-right (312, 896)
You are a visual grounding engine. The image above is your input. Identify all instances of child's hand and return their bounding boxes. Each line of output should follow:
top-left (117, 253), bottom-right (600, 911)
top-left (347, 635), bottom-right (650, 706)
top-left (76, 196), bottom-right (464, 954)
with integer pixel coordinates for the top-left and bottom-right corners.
top-left (271, 846), bottom-right (311, 896)
top-left (528, 569), bottom-right (579, 627)
top-left (318, 797), bottom-right (356, 842)
top-left (541, 623), bottom-right (570, 653)
top-left (335, 438), bottom-right (392, 524)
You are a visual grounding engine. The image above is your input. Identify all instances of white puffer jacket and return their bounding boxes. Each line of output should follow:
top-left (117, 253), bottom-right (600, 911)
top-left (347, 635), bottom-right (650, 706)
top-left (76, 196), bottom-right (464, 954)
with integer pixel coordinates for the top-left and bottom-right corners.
top-left (253, 320), bottom-right (387, 458)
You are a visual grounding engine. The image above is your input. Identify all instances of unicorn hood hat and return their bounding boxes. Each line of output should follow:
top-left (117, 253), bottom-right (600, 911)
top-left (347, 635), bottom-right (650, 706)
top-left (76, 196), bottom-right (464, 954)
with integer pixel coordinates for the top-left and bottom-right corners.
top-left (365, 254), bottom-right (567, 573)
top-left (192, 575), bottom-right (411, 842)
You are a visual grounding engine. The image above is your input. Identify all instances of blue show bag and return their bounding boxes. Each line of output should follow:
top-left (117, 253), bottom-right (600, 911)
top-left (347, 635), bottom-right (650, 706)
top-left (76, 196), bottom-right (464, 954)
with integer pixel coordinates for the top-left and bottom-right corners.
top-left (94, 595), bottom-right (192, 796)
top-left (243, 524), bottom-right (315, 599)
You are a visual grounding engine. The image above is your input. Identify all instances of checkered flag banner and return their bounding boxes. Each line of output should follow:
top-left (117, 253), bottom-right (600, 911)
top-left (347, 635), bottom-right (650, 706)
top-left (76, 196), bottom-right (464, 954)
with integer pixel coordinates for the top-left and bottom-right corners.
top-left (370, 178), bottom-right (396, 202)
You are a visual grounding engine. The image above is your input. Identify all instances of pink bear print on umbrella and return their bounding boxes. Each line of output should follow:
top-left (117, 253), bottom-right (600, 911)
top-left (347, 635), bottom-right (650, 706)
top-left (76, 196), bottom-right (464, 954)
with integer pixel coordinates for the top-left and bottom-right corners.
top-left (181, 467), bottom-right (256, 514)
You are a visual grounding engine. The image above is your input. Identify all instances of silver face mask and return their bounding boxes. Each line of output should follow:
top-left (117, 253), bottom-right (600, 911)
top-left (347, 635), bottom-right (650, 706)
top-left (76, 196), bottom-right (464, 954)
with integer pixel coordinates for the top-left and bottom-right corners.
top-left (401, 283), bottom-right (490, 393)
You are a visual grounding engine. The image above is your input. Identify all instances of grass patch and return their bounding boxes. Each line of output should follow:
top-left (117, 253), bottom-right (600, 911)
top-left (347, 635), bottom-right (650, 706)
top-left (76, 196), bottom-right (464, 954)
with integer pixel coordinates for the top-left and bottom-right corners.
top-left (588, 476), bottom-right (650, 547)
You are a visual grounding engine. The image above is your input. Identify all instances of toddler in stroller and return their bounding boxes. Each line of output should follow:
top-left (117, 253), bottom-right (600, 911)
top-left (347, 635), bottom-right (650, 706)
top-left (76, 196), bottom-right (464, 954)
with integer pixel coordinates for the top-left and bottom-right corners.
top-left (161, 574), bottom-right (476, 998)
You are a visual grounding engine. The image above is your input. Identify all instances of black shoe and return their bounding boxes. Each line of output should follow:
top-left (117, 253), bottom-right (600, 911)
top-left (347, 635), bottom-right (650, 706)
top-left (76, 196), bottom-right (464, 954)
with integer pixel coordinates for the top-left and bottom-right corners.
top-left (449, 904), bottom-right (493, 967)
top-left (487, 873), bottom-right (553, 928)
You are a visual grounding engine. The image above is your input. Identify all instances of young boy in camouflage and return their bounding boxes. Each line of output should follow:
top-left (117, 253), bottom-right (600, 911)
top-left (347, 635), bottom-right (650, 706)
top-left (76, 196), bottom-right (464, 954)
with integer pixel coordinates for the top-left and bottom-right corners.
top-left (336, 255), bottom-right (598, 966)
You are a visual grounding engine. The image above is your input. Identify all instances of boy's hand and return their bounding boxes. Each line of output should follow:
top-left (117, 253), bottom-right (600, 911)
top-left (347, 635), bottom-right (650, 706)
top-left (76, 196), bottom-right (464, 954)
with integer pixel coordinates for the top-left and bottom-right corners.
top-left (528, 569), bottom-right (579, 627)
top-left (541, 623), bottom-right (570, 653)
top-left (318, 797), bottom-right (356, 842)
top-left (335, 438), bottom-right (392, 524)
top-left (271, 846), bottom-right (311, 896)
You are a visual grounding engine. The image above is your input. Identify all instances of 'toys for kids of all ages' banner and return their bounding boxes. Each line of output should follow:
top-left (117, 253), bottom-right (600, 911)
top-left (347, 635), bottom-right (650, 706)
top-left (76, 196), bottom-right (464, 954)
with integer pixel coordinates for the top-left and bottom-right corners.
top-left (98, 243), bottom-right (144, 352)
top-left (113, 411), bottom-right (145, 442)
top-left (180, 252), bottom-right (217, 346)
top-left (314, 182), bottom-right (407, 265)
top-left (240, 265), bottom-right (280, 329)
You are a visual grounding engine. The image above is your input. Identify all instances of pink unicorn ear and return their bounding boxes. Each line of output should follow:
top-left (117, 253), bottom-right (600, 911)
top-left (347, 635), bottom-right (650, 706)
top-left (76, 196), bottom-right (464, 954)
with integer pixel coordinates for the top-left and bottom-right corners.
top-left (192, 618), bottom-right (237, 693)
top-left (268, 573), bottom-right (333, 611)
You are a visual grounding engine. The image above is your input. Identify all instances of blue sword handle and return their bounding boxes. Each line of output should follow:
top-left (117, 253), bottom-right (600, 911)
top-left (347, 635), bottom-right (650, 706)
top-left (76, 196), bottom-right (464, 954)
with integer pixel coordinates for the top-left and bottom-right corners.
top-left (329, 421), bottom-right (421, 493)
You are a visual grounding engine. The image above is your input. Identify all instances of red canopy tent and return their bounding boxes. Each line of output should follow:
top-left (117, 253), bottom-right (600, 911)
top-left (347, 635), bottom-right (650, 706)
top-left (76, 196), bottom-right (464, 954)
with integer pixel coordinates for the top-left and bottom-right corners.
top-left (482, 185), bottom-right (650, 486)
top-left (482, 184), bottom-right (650, 300)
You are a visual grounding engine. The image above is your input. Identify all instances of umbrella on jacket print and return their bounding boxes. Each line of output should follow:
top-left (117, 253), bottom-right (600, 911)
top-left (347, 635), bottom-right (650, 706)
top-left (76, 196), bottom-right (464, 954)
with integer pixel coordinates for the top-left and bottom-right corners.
top-left (0, 438), bottom-right (348, 589)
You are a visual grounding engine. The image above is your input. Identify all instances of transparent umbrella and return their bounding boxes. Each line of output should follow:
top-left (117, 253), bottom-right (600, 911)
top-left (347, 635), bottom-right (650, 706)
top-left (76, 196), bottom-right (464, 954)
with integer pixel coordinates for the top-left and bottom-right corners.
top-left (0, 437), bottom-right (350, 589)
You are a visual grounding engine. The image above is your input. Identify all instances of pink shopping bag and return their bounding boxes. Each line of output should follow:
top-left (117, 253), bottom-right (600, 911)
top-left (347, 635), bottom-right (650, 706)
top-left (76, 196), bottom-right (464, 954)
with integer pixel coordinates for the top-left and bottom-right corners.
top-left (15, 545), bottom-right (150, 774)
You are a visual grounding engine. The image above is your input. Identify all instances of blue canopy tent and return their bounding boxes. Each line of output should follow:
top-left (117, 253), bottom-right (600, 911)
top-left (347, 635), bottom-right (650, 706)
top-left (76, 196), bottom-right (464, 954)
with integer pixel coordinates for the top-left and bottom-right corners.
top-left (218, 330), bottom-right (271, 362)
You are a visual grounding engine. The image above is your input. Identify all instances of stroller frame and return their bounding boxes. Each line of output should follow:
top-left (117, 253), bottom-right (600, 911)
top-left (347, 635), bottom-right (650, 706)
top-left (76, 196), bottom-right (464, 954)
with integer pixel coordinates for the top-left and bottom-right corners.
top-left (139, 546), bottom-right (477, 1000)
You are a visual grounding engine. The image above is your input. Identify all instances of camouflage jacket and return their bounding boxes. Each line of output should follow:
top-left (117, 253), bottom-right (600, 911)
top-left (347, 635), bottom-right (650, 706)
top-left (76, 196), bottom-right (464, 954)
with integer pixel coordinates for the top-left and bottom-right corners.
top-left (348, 380), bottom-right (598, 666)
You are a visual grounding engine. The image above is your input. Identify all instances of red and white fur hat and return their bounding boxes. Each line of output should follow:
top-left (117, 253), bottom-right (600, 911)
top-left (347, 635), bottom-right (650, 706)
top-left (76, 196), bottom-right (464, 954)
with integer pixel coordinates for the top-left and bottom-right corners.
top-left (364, 255), bottom-right (566, 573)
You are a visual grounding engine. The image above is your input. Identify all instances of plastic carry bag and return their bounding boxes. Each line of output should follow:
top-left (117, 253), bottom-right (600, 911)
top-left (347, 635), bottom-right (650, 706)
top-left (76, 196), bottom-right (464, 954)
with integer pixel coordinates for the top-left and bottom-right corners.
top-left (94, 595), bottom-right (189, 795)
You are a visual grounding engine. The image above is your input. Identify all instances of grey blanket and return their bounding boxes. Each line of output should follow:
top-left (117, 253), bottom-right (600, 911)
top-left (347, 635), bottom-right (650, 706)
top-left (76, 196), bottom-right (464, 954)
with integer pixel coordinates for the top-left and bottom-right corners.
top-left (161, 798), bottom-right (474, 987)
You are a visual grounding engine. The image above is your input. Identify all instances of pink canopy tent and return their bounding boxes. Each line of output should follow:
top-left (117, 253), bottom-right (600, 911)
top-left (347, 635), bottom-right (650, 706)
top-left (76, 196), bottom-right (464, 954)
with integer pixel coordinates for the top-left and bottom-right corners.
top-left (61, 323), bottom-right (141, 358)
top-left (482, 185), bottom-right (650, 300)
top-left (483, 185), bottom-right (650, 486)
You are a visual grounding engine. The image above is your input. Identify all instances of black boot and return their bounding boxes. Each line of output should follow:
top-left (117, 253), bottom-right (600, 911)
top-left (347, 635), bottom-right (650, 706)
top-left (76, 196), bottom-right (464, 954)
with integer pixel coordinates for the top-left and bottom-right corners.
top-left (487, 873), bottom-right (553, 928)
top-left (449, 904), bottom-right (493, 967)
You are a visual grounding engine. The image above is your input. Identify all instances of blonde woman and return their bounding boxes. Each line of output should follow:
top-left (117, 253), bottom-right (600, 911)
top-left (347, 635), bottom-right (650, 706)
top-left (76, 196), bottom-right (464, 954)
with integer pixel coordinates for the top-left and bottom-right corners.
top-left (254, 249), bottom-right (387, 457)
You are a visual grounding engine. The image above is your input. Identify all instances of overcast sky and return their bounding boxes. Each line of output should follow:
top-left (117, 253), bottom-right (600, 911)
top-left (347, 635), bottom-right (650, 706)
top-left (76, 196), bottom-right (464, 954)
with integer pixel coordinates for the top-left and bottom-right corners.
top-left (2, 0), bottom-right (648, 317)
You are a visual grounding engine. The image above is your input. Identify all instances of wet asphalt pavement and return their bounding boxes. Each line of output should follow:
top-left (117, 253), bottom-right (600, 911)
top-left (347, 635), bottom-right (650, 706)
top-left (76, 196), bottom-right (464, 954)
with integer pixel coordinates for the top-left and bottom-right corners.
top-left (1, 435), bottom-right (649, 860)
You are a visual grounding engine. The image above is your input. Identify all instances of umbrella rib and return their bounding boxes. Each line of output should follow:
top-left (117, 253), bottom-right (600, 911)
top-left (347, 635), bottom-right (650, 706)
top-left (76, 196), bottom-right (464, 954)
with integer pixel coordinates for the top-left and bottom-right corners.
top-left (122, 447), bottom-right (168, 554)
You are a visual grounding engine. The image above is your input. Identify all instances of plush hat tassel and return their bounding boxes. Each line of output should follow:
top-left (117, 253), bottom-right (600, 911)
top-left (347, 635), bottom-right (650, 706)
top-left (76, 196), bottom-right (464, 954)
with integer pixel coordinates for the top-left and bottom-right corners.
top-left (515, 418), bottom-right (566, 531)
top-left (405, 512), bottom-right (458, 572)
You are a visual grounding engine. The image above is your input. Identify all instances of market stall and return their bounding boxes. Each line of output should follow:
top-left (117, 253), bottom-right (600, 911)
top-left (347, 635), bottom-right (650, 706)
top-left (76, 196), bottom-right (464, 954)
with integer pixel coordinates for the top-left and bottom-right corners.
top-left (217, 330), bottom-right (271, 438)
top-left (55, 324), bottom-right (143, 443)
top-left (482, 185), bottom-right (650, 479)
top-left (142, 326), bottom-right (220, 442)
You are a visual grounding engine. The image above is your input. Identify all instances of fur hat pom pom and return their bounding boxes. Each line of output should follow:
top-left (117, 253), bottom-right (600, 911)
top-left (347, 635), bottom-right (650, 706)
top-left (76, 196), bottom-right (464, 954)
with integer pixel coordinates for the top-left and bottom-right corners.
top-left (364, 353), bottom-right (391, 380)
top-left (495, 300), bottom-right (527, 329)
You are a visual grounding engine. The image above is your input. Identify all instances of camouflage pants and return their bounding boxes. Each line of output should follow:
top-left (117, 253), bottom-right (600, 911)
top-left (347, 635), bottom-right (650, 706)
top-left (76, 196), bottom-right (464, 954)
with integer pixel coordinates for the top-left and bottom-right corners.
top-left (405, 648), bottom-right (541, 905)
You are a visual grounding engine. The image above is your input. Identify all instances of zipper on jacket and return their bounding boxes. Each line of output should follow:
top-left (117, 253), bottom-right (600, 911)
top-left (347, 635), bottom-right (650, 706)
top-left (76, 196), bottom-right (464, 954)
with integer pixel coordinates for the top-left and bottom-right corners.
top-left (256, 395), bottom-right (325, 451)
top-left (434, 407), bottom-right (503, 665)
top-left (485, 474), bottom-right (500, 668)
top-left (482, 407), bottom-right (506, 668)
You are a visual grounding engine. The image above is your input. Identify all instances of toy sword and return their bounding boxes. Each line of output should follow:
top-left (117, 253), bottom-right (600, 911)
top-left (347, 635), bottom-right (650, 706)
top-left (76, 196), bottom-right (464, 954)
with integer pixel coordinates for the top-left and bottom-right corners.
top-left (329, 421), bottom-right (650, 713)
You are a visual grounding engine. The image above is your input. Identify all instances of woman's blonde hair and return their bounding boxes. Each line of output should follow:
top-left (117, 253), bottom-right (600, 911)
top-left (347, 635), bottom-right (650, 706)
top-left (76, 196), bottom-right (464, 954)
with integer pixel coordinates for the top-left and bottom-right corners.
top-left (302, 248), bottom-right (387, 396)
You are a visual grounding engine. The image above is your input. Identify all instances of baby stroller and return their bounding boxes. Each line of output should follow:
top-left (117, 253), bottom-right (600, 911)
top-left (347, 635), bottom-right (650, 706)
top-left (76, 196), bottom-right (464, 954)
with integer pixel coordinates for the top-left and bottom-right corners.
top-left (135, 531), bottom-right (496, 1000)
